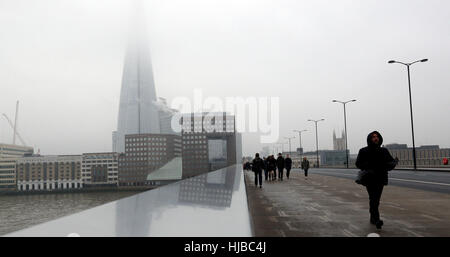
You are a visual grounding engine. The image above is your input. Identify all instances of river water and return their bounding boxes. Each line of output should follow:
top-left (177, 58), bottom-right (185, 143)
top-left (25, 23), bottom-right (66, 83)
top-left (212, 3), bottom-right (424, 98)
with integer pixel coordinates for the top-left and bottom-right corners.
top-left (0, 191), bottom-right (139, 236)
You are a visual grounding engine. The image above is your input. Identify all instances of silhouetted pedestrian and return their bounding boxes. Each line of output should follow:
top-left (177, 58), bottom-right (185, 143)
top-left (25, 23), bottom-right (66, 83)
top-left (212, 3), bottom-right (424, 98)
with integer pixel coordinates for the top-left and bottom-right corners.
top-left (285, 154), bottom-right (292, 179)
top-left (252, 153), bottom-right (264, 188)
top-left (355, 131), bottom-right (398, 230)
top-left (277, 153), bottom-right (285, 181)
top-left (301, 157), bottom-right (309, 179)
top-left (268, 155), bottom-right (277, 181)
top-left (263, 157), bottom-right (269, 181)
top-left (243, 161), bottom-right (251, 171)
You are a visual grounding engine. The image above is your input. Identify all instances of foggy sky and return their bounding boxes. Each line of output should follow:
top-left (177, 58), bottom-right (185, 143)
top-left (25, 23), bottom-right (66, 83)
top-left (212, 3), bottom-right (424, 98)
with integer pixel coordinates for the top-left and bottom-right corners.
top-left (0, 0), bottom-right (449, 156)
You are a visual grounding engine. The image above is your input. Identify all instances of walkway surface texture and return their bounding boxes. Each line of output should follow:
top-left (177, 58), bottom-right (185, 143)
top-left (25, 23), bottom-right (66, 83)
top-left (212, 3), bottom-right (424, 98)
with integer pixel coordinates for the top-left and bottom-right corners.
top-left (244, 169), bottom-right (450, 237)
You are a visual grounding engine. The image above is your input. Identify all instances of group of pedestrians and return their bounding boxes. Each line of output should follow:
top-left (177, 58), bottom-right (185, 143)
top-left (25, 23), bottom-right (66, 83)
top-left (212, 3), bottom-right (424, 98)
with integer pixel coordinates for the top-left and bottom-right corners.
top-left (249, 153), bottom-right (310, 188)
top-left (247, 130), bottom-right (399, 231)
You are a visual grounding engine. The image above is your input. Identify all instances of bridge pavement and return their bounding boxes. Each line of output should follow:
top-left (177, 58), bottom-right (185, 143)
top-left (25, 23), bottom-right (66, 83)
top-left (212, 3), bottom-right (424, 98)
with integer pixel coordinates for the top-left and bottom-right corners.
top-left (244, 169), bottom-right (450, 237)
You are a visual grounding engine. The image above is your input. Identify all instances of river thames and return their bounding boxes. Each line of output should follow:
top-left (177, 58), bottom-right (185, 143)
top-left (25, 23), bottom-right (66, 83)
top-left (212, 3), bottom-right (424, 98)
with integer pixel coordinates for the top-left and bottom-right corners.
top-left (0, 191), bottom-right (139, 236)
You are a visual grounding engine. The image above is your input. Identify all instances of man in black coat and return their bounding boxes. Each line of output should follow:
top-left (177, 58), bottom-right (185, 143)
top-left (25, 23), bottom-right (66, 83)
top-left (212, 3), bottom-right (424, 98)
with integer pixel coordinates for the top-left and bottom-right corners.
top-left (301, 157), bottom-right (310, 179)
top-left (285, 154), bottom-right (292, 179)
top-left (276, 153), bottom-right (285, 181)
top-left (356, 131), bottom-right (398, 229)
top-left (252, 153), bottom-right (265, 188)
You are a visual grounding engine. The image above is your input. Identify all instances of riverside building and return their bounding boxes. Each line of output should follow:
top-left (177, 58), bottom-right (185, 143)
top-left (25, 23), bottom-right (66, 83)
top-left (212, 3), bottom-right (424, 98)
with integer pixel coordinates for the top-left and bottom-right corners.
top-left (16, 155), bottom-right (82, 191)
top-left (0, 143), bottom-right (33, 191)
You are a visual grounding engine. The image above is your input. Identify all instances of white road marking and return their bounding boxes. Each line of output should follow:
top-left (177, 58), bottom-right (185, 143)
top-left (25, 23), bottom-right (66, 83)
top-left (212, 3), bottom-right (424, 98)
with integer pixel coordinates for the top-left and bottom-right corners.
top-left (385, 205), bottom-right (407, 211)
top-left (278, 210), bottom-right (288, 217)
top-left (343, 229), bottom-right (357, 237)
top-left (389, 178), bottom-right (450, 187)
top-left (285, 222), bottom-right (299, 231)
top-left (420, 214), bottom-right (442, 222)
top-left (402, 228), bottom-right (424, 237)
top-left (314, 171), bottom-right (450, 187)
top-left (319, 216), bottom-right (332, 222)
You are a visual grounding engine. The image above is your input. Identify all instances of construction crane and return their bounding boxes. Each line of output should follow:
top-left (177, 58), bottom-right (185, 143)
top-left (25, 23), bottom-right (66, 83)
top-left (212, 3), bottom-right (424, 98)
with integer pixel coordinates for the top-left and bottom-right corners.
top-left (2, 113), bottom-right (27, 146)
top-left (13, 100), bottom-right (18, 145)
top-left (2, 101), bottom-right (28, 146)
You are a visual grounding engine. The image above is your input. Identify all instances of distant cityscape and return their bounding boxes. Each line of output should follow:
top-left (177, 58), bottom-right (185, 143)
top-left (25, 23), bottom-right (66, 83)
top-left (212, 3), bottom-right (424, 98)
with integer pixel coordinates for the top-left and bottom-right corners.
top-left (1, 4), bottom-right (449, 196)
top-left (0, 14), bottom-right (242, 193)
top-left (255, 130), bottom-right (450, 169)
top-left (0, 112), bottom-right (241, 193)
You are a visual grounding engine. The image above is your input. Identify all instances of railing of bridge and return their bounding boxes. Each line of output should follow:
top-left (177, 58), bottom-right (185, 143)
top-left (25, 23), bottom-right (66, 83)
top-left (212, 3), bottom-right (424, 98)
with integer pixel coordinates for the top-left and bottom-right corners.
top-left (5, 165), bottom-right (252, 237)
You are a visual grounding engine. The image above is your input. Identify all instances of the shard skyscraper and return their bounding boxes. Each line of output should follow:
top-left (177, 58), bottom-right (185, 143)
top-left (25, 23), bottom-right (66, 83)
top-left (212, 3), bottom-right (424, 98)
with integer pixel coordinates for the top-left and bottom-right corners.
top-left (113, 5), bottom-right (161, 153)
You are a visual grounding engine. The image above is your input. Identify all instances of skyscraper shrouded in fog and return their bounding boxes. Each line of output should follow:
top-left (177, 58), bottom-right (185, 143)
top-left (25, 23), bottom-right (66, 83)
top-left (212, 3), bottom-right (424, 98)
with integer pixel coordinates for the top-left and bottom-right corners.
top-left (112, 4), bottom-right (161, 153)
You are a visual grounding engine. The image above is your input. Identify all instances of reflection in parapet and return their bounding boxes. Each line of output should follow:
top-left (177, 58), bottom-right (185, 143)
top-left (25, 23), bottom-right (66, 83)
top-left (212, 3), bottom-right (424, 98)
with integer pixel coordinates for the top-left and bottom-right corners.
top-left (6, 165), bottom-right (250, 236)
top-left (115, 184), bottom-right (180, 236)
top-left (114, 165), bottom-right (243, 236)
top-left (178, 167), bottom-right (238, 208)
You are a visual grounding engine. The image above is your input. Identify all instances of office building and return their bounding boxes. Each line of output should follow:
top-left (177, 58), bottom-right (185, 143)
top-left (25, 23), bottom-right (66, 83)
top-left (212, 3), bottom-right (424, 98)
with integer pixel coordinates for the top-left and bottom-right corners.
top-left (81, 152), bottom-right (119, 187)
top-left (0, 143), bottom-right (34, 159)
top-left (119, 134), bottom-right (181, 187)
top-left (385, 144), bottom-right (450, 167)
top-left (180, 112), bottom-right (238, 178)
top-left (0, 159), bottom-right (17, 191)
top-left (298, 150), bottom-right (348, 167)
top-left (0, 143), bottom-right (34, 191)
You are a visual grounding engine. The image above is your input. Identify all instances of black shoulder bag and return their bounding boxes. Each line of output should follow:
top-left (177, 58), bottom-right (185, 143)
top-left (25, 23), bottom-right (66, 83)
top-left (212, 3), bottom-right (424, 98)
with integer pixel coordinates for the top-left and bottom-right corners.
top-left (355, 170), bottom-right (372, 186)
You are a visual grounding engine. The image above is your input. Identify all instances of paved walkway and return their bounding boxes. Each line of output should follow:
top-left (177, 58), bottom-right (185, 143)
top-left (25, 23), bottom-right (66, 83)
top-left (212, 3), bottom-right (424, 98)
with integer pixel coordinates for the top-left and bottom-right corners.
top-left (244, 169), bottom-right (450, 237)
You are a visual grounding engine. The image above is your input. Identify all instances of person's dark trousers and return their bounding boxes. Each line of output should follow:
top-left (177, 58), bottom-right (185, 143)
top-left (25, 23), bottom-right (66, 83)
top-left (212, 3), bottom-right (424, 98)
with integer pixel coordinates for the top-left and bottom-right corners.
top-left (304, 169), bottom-right (308, 177)
top-left (286, 167), bottom-right (291, 179)
top-left (366, 184), bottom-right (384, 222)
top-left (254, 170), bottom-right (263, 186)
top-left (273, 169), bottom-right (277, 180)
top-left (278, 167), bottom-right (284, 180)
top-left (264, 169), bottom-right (268, 181)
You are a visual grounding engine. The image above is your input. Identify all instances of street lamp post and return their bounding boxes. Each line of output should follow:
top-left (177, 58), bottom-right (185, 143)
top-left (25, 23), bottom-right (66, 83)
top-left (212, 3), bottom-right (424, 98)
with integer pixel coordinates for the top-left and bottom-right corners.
top-left (332, 99), bottom-right (357, 168)
top-left (293, 129), bottom-right (307, 152)
top-left (276, 143), bottom-right (283, 154)
top-left (284, 136), bottom-right (295, 154)
top-left (281, 142), bottom-right (288, 153)
top-left (273, 144), bottom-right (279, 155)
top-left (388, 58), bottom-right (428, 170)
top-left (308, 119), bottom-right (325, 168)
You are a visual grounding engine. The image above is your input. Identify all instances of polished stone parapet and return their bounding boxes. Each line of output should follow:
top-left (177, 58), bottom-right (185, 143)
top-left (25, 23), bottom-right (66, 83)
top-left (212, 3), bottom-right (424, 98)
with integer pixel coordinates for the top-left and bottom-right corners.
top-left (5, 165), bottom-right (252, 237)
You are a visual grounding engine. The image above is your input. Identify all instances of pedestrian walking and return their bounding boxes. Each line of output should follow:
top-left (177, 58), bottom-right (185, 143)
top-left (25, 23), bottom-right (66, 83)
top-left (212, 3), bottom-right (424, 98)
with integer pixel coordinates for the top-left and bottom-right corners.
top-left (355, 131), bottom-right (398, 230)
top-left (263, 157), bottom-right (269, 181)
top-left (252, 153), bottom-right (265, 188)
top-left (243, 161), bottom-right (251, 171)
top-left (269, 155), bottom-right (277, 181)
top-left (285, 154), bottom-right (292, 179)
top-left (301, 157), bottom-right (310, 179)
top-left (277, 153), bottom-right (285, 181)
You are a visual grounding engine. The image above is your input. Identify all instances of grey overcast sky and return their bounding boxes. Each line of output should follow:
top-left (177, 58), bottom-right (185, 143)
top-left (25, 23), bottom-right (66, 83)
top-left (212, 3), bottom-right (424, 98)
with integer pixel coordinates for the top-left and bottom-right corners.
top-left (0, 0), bottom-right (449, 156)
